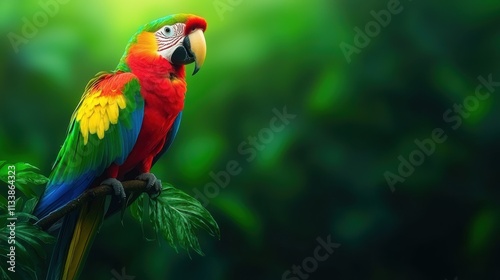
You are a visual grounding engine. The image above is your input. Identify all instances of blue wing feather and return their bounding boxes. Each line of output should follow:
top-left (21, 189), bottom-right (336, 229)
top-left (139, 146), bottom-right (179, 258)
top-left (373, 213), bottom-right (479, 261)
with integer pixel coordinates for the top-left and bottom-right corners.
top-left (152, 111), bottom-right (182, 165)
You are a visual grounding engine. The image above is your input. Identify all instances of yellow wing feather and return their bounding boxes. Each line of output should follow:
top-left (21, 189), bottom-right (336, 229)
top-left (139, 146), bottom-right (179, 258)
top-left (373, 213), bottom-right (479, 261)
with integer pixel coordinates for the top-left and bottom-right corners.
top-left (75, 91), bottom-right (127, 145)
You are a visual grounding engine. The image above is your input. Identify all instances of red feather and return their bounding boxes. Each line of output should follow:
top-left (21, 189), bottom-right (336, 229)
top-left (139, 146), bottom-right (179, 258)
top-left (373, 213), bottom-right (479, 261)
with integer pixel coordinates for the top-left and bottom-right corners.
top-left (185, 16), bottom-right (207, 35)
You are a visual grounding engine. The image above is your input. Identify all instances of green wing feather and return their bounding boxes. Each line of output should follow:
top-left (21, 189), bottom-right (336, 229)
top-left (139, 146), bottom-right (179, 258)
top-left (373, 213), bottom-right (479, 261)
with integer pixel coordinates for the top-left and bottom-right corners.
top-left (35, 72), bottom-right (144, 218)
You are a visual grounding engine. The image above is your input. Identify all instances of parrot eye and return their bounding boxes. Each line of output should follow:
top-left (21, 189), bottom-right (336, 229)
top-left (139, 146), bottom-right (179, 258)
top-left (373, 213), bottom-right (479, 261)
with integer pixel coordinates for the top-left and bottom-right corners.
top-left (164, 26), bottom-right (173, 36)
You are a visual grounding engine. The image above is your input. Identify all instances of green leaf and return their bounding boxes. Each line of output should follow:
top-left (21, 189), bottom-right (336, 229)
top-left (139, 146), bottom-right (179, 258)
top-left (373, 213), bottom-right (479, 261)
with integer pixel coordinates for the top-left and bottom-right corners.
top-left (0, 161), bottom-right (48, 199)
top-left (14, 162), bottom-right (40, 173)
top-left (16, 223), bottom-right (54, 259)
top-left (16, 171), bottom-right (49, 186)
top-left (15, 171), bottom-right (48, 198)
top-left (22, 198), bottom-right (38, 215)
top-left (128, 192), bottom-right (149, 237)
top-left (129, 183), bottom-right (220, 255)
top-left (0, 163), bottom-right (10, 184)
top-left (11, 197), bottom-right (39, 222)
top-left (0, 220), bottom-right (55, 279)
top-left (129, 193), bottom-right (145, 225)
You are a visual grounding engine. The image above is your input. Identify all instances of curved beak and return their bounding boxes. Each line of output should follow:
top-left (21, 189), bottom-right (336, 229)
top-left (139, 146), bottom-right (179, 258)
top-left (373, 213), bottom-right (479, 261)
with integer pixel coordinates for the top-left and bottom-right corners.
top-left (187, 29), bottom-right (206, 75)
top-left (170, 29), bottom-right (207, 75)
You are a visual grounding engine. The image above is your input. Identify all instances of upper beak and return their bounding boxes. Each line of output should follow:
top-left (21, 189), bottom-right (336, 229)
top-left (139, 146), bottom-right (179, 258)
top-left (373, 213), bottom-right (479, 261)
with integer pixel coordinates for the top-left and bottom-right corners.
top-left (187, 29), bottom-right (206, 75)
top-left (170, 29), bottom-right (206, 75)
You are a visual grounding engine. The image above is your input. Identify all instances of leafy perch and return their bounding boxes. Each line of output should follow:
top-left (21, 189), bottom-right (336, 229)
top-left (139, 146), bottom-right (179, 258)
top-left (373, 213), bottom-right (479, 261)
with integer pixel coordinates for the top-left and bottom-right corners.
top-left (0, 161), bottom-right (219, 280)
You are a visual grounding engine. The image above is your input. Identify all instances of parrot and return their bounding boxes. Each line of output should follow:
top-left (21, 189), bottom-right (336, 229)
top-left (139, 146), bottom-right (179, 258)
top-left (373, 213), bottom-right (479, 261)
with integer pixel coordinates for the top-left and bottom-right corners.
top-left (33, 14), bottom-right (207, 280)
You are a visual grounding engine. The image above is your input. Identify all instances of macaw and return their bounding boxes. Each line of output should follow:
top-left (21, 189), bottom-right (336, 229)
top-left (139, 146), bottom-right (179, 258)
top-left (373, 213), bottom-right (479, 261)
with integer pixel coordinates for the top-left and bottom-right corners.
top-left (33, 14), bottom-right (207, 280)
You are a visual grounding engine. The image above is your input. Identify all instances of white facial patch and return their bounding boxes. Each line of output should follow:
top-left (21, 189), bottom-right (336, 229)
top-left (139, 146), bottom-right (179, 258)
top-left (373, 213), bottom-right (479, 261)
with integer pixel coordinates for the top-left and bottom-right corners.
top-left (155, 23), bottom-right (186, 61)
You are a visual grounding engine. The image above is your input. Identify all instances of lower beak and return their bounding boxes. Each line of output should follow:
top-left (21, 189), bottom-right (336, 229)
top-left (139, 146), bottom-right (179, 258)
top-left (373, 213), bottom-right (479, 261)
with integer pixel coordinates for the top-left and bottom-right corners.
top-left (171, 29), bottom-right (206, 75)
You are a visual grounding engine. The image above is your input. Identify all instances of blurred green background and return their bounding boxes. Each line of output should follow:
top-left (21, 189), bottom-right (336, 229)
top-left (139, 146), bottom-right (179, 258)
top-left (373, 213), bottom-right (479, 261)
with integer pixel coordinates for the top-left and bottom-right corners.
top-left (1, 0), bottom-right (500, 279)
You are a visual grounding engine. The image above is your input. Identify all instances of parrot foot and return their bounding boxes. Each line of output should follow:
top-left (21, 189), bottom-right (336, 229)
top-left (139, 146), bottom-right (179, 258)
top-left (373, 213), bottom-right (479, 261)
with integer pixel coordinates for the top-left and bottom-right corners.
top-left (136, 173), bottom-right (162, 199)
top-left (101, 178), bottom-right (126, 205)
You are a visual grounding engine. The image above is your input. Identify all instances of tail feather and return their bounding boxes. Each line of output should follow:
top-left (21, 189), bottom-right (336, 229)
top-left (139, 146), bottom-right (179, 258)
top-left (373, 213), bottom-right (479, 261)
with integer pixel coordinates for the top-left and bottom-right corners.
top-left (47, 211), bottom-right (78, 280)
top-left (47, 197), bottom-right (106, 280)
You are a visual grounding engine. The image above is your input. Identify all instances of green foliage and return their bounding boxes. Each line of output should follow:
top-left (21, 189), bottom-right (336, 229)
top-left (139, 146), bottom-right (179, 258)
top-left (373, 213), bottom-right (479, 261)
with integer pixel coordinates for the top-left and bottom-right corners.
top-left (129, 184), bottom-right (220, 255)
top-left (0, 162), bottom-right (49, 198)
top-left (0, 161), bottom-right (54, 280)
top-left (0, 160), bottom-right (219, 279)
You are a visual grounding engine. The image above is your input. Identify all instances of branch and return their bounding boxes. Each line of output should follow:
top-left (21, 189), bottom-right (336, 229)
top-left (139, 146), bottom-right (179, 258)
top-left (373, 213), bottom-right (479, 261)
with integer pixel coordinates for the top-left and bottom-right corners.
top-left (34, 180), bottom-right (154, 231)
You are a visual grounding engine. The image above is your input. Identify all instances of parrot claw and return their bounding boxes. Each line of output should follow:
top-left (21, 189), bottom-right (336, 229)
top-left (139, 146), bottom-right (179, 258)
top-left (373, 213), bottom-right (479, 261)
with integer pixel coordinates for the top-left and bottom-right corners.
top-left (136, 173), bottom-right (162, 199)
top-left (101, 178), bottom-right (126, 205)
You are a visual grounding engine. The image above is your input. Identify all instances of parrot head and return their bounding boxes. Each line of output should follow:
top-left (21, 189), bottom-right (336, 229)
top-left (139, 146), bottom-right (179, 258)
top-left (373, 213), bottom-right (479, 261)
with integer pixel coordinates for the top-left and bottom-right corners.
top-left (118, 14), bottom-right (207, 76)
